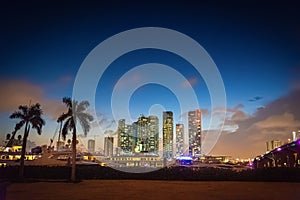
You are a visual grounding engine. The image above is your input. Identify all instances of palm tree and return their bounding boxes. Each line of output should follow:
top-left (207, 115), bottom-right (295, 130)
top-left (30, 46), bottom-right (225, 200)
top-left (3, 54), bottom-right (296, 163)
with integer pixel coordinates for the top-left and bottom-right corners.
top-left (6, 133), bottom-right (11, 141)
top-left (9, 103), bottom-right (45, 179)
top-left (57, 97), bottom-right (93, 182)
top-left (5, 123), bottom-right (24, 148)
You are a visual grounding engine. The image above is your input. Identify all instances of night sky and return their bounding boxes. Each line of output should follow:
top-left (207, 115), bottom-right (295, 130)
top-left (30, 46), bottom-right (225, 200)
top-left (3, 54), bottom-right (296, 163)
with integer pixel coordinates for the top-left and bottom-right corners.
top-left (1, 0), bottom-right (300, 158)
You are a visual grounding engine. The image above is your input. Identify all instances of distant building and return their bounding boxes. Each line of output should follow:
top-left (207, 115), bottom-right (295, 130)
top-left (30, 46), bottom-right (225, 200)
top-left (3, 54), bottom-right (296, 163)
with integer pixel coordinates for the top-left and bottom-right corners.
top-left (88, 139), bottom-right (95, 153)
top-left (117, 116), bottom-right (159, 154)
top-left (266, 140), bottom-right (282, 152)
top-left (163, 111), bottom-right (173, 158)
top-left (135, 115), bottom-right (159, 153)
top-left (188, 109), bottom-right (202, 157)
top-left (117, 119), bottom-right (132, 153)
top-left (137, 115), bottom-right (150, 152)
top-left (104, 137), bottom-right (114, 157)
top-left (292, 131), bottom-right (300, 141)
top-left (148, 116), bottom-right (159, 153)
top-left (175, 124), bottom-right (184, 157)
top-left (110, 153), bottom-right (163, 168)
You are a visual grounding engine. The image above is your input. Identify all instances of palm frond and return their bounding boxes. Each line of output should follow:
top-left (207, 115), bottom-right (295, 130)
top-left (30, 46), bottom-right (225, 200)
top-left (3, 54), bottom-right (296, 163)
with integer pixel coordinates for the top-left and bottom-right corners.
top-left (18, 105), bottom-right (28, 116)
top-left (77, 112), bottom-right (93, 136)
top-left (61, 118), bottom-right (73, 140)
top-left (28, 103), bottom-right (43, 117)
top-left (14, 120), bottom-right (26, 132)
top-left (57, 112), bottom-right (71, 123)
top-left (9, 111), bottom-right (25, 119)
top-left (30, 116), bottom-right (45, 135)
top-left (63, 97), bottom-right (72, 108)
top-left (76, 101), bottom-right (90, 113)
top-left (77, 112), bottom-right (94, 122)
top-left (79, 118), bottom-right (90, 136)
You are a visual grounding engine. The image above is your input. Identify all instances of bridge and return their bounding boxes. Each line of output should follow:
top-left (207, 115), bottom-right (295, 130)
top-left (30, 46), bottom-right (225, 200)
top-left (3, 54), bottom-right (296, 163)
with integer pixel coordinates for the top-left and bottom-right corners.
top-left (253, 139), bottom-right (300, 168)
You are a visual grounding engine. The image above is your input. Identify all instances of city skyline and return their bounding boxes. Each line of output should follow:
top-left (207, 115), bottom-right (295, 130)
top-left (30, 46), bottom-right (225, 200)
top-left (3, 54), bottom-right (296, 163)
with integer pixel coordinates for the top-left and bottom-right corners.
top-left (109, 109), bottom-right (201, 159)
top-left (1, 1), bottom-right (300, 159)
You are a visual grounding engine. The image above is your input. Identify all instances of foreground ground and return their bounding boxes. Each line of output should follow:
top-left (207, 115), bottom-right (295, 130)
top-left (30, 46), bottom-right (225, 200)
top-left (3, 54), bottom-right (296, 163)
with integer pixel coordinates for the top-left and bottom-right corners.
top-left (6, 180), bottom-right (300, 200)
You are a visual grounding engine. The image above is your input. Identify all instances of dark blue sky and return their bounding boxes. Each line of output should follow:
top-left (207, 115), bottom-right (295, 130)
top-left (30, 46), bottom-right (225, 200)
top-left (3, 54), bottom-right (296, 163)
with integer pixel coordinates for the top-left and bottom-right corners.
top-left (1, 1), bottom-right (300, 155)
top-left (1, 1), bottom-right (298, 99)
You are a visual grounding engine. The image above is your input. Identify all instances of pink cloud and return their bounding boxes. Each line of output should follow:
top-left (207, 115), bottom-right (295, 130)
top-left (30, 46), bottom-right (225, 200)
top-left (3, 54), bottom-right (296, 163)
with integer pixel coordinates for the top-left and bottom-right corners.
top-left (210, 89), bottom-right (300, 158)
top-left (115, 73), bottom-right (142, 90)
top-left (0, 79), bottom-right (65, 120)
top-left (182, 77), bottom-right (197, 88)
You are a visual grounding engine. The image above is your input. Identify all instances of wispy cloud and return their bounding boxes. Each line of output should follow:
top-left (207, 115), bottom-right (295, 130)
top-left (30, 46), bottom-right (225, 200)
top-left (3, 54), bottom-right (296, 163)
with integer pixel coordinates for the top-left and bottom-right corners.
top-left (248, 96), bottom-right (263, 102)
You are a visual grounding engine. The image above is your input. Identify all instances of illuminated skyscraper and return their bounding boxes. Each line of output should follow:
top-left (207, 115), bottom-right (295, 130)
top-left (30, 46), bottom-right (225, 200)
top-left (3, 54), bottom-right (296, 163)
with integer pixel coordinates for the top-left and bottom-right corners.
top-left (188, 109), bottom-right (202, 157)
top-left (117, 119), bottom-right (125, 148)
top-left (117, 116), bottom-right (159, 154)
top-left (137, 115), bottom-right (149, 152)
top-left (104, 137), bottom-right (114, 157)
top-left (175, 123), bottom-right (184, 157)
top-left (136, 115), bottom-right (159, 153)
top-left (148, 116), bottom-right (159, 153)
top-left (117, 119), bottom-right (132, 152)
top-left (163, 111), bottom-right (173, 158)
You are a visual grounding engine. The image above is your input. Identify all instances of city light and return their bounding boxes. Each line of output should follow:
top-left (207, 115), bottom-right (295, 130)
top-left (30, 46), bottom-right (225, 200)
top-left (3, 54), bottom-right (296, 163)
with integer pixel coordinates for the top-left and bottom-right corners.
top-left (176, 156), bottom-right (193, 161)
top-left (277, 147), bottom-right (282, 152)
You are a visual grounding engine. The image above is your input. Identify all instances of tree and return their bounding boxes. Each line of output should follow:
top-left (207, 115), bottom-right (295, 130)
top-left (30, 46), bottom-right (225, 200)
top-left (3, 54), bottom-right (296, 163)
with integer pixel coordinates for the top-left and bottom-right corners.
top-left (67, 139), bottom-right (71, 147)
top-left (57, 97), bottom-right (93, 182)
top-left (17, 135), bottom-right (22, 145)
top-left (6, 134), bottom-right (11, 141)
top-left (5, 123), bottom-right (23, 148)
top-left (9, 103), bottom-right (45, 179)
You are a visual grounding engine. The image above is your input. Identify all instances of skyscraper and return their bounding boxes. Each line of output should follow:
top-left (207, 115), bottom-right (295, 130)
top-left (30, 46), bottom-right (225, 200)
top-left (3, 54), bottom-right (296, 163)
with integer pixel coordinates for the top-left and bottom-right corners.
top-left (117, 119), bottom-right (132, 152)
top-left (188, 109), bottom-right (202, 157)
top-left (136, 115), bottom-right (159, 153)
top-left (87, 139), bottom-right (95, 153)
top-left (163, 111), bottom-right (173, 158)
top-left (266, 140), bottom-right (282, 152)
top-left (175, 123), bottom-right (184, 157)
top-left (104, 137), bottom-right (114, 157)
top-left (117, 116), bottom-right (159, 154)
top-left (148, 115), bottom-right (159, 153)
top-left (137, 115), bottom-right (149, 152)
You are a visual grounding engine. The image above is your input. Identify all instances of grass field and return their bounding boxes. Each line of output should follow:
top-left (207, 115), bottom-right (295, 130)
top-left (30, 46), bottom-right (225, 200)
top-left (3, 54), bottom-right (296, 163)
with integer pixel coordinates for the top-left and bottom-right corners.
top-left (6, 180), bottom-right (300, 200)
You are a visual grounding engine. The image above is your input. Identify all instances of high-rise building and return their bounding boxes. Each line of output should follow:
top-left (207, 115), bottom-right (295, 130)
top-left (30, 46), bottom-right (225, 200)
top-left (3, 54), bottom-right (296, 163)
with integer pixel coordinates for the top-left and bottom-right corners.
top-left (87, 139), bottom-right (95, 153)
top-left (148, 116), bottom-right (159, 153)
top-left (188, 109), bottom-right (202, 157)
top-left (136, 115), bottom-right (159, 153)
top-left (117, 116), bottom-right (159, 154)
top-left (266, 140), bottom-right (282, 152)
top-left (117, 119), bottom-right (132, 152)
top-left (175, 123), bottom-right (184, 157)
top-left (104, 137), bottom-right (114, 157)
top-left (137, 115), bottom-right (149, 152)
top-left (292, 131), bottom-right (300, 141)
top-left (163, 111), bottom-right (173, 158)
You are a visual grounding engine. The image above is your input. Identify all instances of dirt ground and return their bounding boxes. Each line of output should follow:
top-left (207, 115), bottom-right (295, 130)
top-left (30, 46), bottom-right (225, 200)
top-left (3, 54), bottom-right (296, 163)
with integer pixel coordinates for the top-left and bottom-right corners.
top-left (6, 180), bottom-right (300, 200)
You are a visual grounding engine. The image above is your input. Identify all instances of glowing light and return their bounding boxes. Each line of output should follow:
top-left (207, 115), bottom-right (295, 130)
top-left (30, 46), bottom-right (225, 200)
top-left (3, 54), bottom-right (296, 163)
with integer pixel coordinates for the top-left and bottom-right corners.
top-left (277, 147), bottom-right (282, 151)
top-left (176, 156), bottom-right (193, 160)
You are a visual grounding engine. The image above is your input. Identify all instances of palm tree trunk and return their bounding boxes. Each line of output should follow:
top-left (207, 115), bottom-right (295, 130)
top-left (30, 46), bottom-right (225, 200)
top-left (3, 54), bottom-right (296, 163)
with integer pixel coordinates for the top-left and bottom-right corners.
top-left (19, 122), bottom-right (29, 180)
top-left (71, 126), bottom-right (77, 182)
